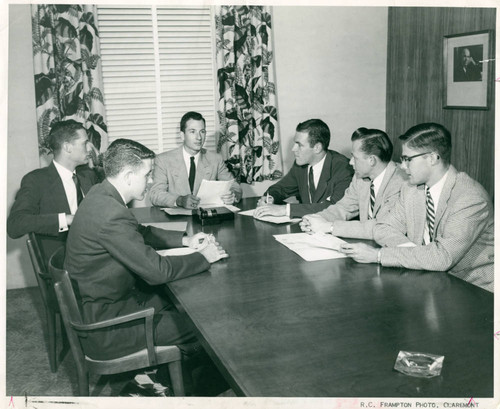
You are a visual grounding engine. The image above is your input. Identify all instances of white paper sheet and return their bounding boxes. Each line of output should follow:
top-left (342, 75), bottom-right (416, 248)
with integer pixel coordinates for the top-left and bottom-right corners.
top-left (162, 207), bottom-right (193, 216)
top-left (156, 247), bottom-right (196, 256)
top-left (197, 179), bottom-right (234, 206)
top-left (239, 208), bottom-right (300, 224)
top-left (273, 232), bottom-right (348, 261)
top-left (141, 221), bottom-right (188, 232)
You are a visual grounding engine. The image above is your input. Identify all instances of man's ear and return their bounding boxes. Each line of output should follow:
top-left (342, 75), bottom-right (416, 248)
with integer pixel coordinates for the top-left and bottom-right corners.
top-left (62, 141), bottom-right (72, 154)
top-left (123, 168), bottom-right (134, 186)
top-left (180, 131), bottom-right (185, 143)
top-left (314, 142), bottom-right (323, 154)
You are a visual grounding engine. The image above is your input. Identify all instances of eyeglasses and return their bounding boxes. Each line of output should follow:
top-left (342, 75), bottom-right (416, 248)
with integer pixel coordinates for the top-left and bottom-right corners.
top-left (400, 152), bottom-right (432, 164)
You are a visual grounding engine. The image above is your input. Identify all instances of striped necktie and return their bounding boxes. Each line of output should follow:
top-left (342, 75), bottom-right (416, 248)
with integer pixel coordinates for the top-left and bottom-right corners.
top-left (369, 181), bottom-right (375, 219)
top-left (425, 185), bottom-right (435, 241)
top-left (308, 167), bottom-right (316, 202)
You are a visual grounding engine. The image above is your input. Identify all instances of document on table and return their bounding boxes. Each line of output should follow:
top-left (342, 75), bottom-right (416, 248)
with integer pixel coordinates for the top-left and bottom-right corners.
top-left (141, 221), bottom-right (188, 232)
top-left (239, 208), bottom-right (301, 224)
top-left (162, 208), bottom-right (193, 216)
top-left (197, 179), bottom-right (234, 207)
top-left (157, 247), bottom-right (196, 257)
top-left (273, 232), bottom-right (348, 261)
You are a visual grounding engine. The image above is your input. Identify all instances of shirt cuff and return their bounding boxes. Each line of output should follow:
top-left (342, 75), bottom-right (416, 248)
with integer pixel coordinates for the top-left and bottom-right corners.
top-left (286, 203), bottom-right (290, 217)
top-left (58, 213), bottom-right (69, 232)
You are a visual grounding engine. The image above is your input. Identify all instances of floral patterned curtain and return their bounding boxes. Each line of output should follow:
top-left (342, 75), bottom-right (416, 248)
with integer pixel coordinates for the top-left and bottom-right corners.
top-left (31, 4), bottom-right (107, 165)
top-left (215, 6), bottom-right (282, 184)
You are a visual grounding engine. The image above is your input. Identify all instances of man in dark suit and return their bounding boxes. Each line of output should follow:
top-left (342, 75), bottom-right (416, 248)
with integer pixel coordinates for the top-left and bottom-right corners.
top-left (7, 120), bottom-right (98, 267)
top-left (254, 119), bottom-right (353, 219)
top-left (64, 138), bottom-right (228, 360)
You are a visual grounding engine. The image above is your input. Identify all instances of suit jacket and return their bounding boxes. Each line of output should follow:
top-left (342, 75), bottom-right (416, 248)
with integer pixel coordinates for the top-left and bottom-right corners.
top-left (64, 179), bottom-right (210, 359)
top-left (374, 166), bottom-right (494, 292)
top-left (149, 146), bottom-right (242, 207)
top-left (267, 150), bottom-right (353, 218)
top-left (7, 162), bottom-right (97, 267)
top-left (316, 161), bottom-right (407, 239)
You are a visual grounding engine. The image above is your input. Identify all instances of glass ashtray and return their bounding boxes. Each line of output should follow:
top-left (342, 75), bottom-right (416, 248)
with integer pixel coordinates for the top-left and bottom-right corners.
top-left (394, 350), bottom-right (444, 378)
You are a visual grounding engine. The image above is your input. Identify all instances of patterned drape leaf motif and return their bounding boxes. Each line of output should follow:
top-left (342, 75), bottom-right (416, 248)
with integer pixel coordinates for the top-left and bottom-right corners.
top-left (31, 4), bottom-right (108, 162)
top-left (215, 6), bottom-right (282, 184)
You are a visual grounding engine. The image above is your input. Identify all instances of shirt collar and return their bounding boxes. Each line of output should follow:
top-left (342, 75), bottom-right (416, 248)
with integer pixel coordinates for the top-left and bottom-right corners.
top-left (53, 160), bottom-right (75, 180)
top-left (371, 165), bottom-right (387, 194)
top-left (309, 153), bottom-right (326, 174)
top-left (183, 147), bottom-right (200, 164)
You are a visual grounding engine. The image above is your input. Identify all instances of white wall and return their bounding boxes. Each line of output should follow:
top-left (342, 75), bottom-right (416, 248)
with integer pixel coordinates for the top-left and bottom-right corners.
top-left (6, 5), bottom-right (388, 289)
top-left (273, 6), bottom-right (388, 171)
top-left (7, 5), bottom-right (40, 289)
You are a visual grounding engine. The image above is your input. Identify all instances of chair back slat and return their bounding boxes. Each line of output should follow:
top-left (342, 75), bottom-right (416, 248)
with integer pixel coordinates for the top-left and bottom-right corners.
top-left (54, 281), bottom-right (87, 367)
top-left (27, 233), bottom-right (59, 311)
top-left (49, 247), bottom-right (83, 325)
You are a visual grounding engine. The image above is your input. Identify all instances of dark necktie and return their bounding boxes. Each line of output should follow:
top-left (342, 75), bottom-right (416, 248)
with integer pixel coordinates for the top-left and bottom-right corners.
top-left (189, 156), bottom-right (196, 194)
top-left (308, 167), bottom-right (316, 202)
top-left (425, 185), bottom-right (435, 241)
top-left (73, 173), bottom-right (83, 206)
top-left (369, 181), bottom-right (375, 219)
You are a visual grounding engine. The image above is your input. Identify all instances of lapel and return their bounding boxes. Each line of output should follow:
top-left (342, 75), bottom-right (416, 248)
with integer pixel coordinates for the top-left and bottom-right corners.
top-left (195, 149), bottom-right (211, 194)
top-left (373, 161), bottom-right (397, 215)
top-left (171, 147), bottom-right (190, 190)
top-left (47, 162), bottom-right (71, 214)
top-left (433, 165), bottom-right (457, 236)
top-left (414, 184), bottom-right (427, 243)
top-left (313, 151), bottom-right (332, 203)
top-left (75, 166), bottom-right (94, 194)
top-left (358, 178), bottom-right (371, 220)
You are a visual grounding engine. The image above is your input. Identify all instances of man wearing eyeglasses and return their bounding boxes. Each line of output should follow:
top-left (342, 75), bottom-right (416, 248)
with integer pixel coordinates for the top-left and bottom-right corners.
top-left (339, 123), bottom-right (493, 293)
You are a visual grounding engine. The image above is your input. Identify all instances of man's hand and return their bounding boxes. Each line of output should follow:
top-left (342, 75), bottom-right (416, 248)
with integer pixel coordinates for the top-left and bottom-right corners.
top-left (253, 204), bottom-right (286, 218)
top-left (257, 194), bottom-right (274, 207)
top-left (66, 214), bottom-right (75, 226)
top-left (300, 215), bottom-right (331, 234)
top-left (183, 232), bottom-right (216, 250)
top-left (199, 242), bottom-right (229, 263)
top-left (338, 242), bottom-right (379, 264)
top-left (220, 191), bottom-right (236, 205)
top-left (176, 194), bottom-right (201, 209)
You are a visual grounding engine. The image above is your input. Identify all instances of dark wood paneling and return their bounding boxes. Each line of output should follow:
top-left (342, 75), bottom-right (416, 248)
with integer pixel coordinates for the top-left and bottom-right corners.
top-left (387, 7), bottom-right (495, 197)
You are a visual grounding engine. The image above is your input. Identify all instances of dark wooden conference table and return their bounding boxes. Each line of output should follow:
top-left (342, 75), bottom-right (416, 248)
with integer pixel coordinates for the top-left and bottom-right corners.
top-left (132, 198), bottom-right (493, 398)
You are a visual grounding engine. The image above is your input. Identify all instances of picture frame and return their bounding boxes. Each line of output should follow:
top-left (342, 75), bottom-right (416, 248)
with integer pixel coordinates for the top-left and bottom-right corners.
top-left (443, 30), bottom-right (494, 110)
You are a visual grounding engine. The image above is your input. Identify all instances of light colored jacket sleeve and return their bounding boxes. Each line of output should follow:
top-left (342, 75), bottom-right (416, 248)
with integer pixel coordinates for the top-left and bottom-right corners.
top-left (149, 153), bottom-right (178, 208)
top-left (316, 174), bottom-right (360, 222)
top-left (379, 194), bottom-right (492, 272)
top-left (373, 183), bottom-right (413, 247)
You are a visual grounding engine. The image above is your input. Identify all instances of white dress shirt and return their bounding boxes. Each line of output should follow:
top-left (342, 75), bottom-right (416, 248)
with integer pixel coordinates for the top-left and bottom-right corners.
top-left (368, 166), bottom-right (387, 218)
top-left (53, 160), bottom-right (79, 232)
top-left (423, 170), bottom-right (449, 245)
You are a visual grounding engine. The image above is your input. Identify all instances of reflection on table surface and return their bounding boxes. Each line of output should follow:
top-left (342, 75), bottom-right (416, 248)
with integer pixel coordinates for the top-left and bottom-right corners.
top-left (132, 199), bottom-right (494, 398)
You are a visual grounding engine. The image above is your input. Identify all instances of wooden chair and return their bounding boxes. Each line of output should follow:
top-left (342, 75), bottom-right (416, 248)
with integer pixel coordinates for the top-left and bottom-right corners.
top-left (26, 232), bottom-right (66, 372)
top-left (48, 246), bottom-right (185, 396)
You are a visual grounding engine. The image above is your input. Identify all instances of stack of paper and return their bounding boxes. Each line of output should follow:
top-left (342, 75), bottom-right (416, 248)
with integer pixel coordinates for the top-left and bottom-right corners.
top-left (239, 208), bottom-right (300, 224)
top-left (273, 232), bottom-right (348, 261)
top-left (142, 221), bottom-right (188, 232)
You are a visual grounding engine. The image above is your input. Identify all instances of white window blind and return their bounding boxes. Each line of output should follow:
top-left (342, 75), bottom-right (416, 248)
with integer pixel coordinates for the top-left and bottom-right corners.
top-left (97, 6), bottom-right (217, 153)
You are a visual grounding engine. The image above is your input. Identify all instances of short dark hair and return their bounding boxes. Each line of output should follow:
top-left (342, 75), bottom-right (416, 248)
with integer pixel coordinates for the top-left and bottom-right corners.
top-left (351, 127), bottom-right (393, 163)
top-left (296, 119), bottom-right (330, 151)
top-left (399, 123), bottom-right (452, 164)
top-left (47, 120), bottom-right (86, 153)
top-left (180, 111), bottom-right (206, 133)
top-left (103, 139), bottom-right (155, 178)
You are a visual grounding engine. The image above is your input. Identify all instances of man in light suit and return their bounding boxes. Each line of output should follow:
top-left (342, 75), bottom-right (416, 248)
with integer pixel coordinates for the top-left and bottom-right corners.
top-left (149, 111), bottom-right (242, 209)
top-left (65, 138), bottom-right (228, 360)
top-left (339, 123), bottom-right (493, 292)
top-left (299, 127), bottom-right (407, 239)
top-left (254, 119), bottom-right (353, 219)
top-left (7, 120), bottom-right (98, 267)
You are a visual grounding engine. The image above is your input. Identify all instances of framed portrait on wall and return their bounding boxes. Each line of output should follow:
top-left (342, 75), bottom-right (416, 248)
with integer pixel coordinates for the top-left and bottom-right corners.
top-left (443, 30), bottom-right (494, 110)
